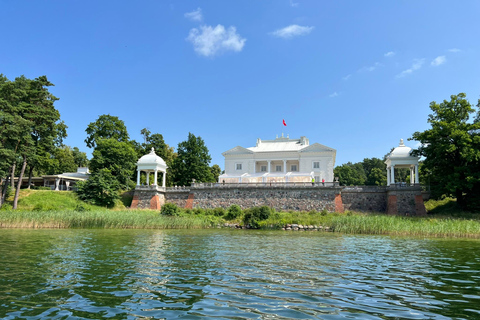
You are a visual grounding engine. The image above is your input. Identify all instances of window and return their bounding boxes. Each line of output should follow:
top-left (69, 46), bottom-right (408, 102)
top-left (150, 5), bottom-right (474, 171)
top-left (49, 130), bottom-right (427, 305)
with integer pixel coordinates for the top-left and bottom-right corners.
top-left (313, 161), bottom-right (320, 169)
top-left (291, 165), bottom-right (297, 172)
top-left (276, 165), bottom-right (282, 172)
top-left (236, 163), bottom-right (242, 170)
top-left (261, 165), bottom-right (267, 172)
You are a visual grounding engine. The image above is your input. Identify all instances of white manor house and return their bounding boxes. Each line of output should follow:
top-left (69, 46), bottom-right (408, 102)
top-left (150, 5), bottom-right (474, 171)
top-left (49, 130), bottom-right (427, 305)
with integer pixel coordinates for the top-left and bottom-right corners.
top-left (218, 134), bottom-right (336, 184)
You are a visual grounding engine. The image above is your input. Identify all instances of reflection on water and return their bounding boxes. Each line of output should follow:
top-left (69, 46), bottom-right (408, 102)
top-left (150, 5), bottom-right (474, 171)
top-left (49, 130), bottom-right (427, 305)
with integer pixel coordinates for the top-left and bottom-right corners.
top-left (0, 229), bottom-right (479, 319)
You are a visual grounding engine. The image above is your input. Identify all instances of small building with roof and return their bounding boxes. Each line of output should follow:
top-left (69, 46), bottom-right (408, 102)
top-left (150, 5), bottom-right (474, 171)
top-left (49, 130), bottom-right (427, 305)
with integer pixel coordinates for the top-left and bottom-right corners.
top-left (385, 139), bottom-right (420, 186)
top-left (219, 134), bottom-right (336, 184)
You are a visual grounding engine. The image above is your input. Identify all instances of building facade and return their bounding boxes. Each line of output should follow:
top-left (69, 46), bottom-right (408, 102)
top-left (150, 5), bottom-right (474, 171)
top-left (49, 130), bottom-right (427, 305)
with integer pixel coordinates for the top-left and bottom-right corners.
top-left (219, 135), bottom-right (336, 183)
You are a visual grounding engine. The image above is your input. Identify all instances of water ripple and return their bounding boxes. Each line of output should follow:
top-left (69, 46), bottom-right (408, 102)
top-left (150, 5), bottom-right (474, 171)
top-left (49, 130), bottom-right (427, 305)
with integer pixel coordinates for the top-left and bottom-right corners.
top-left (0, 230), bottom-right (480, 319)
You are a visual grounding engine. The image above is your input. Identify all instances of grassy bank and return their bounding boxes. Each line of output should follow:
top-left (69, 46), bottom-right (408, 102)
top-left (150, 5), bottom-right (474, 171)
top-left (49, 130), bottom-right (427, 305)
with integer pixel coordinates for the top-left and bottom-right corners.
top-left (0, 209), bottom-right (220, 229)
top-left (1, 190), bottom-right (480, 237)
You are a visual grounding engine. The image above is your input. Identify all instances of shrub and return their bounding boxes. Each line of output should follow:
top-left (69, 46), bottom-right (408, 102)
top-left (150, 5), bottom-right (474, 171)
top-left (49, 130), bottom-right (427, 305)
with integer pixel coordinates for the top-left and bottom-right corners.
top-left (213, 207), bottom-right (225, 217)
top-left (184, 208), bottom-right (193, 215)
top-left (75, 204), bottom-right (91, 212)
top-left (320, 209), bottom-right (328, 216)
top-left (75, 169), bottom-right (120, 207)
top-left (193, 208), bottom-right (205, 215)
top-left (161, 203), bottom-right (180, 216)
top-left (243, 206), bottom-right (272, 229)
top-left (33, 203), bottom-right (55, 211)
top-left (225, 204), bottom-right (242, 220)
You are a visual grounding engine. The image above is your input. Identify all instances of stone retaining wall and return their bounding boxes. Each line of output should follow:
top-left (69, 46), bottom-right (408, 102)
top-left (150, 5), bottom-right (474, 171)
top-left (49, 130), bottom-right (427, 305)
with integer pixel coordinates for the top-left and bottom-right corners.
top-left (190, 187), bottom-right (338, 212)
top-left (132, 185), bottom-right (427, 215)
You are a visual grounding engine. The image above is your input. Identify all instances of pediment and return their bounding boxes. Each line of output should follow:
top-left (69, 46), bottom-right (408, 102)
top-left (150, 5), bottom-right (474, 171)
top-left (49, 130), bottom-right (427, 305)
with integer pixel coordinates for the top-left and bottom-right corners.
top-left (222, 146), bottom-right (254, 156)
top-left (299, 143), bottom-right (336, 153)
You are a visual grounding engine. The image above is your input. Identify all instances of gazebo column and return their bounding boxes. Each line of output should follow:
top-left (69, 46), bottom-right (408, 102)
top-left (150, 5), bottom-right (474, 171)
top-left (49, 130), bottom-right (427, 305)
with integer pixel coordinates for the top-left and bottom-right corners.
top-left (146, 171), bottom-right (150, 185)
top-left (410, 166), bottom-right (414, 184)
top-left (154, 170), bottom-right (158, 186)
top-left (415, 164), bottom-right (419, 184)
top-left (162, 172), bottom-right (166, 188)
top-left (390, 165), bottom-right (395, 185)
top-left (137, 170), bottom-right (141, 185)
top-left (387, 167), bottom-right (390, 186)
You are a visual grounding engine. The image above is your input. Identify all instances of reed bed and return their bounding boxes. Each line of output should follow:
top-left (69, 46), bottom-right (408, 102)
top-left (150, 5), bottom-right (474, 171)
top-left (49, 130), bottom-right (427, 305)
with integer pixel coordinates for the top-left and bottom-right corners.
top-left (0, 209), bottom-right (218, 229)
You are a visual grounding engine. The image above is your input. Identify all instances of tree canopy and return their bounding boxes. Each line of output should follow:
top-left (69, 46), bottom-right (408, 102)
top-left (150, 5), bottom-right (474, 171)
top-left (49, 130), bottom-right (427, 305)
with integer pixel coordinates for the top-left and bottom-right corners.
top-left (171, 133), bottom-right (214, 186)
top-left (411, 93), bottom-right (480, 210)
top-left (85, 114), bottom-right (129, 148)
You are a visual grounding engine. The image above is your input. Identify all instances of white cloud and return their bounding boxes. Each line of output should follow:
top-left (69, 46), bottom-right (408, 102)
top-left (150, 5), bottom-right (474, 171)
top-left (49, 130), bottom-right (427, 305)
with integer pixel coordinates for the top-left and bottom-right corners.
top-left (431, 56), bottom-right (446, 66)
top-left (271, 24), bottom-right (314, 39)
top-left (186, 25), bottom-right (246, 57)
top-left (342, 74), bottom-right (351, 81)
top-left (359, 62), bottom-right (382, 72)
top-left (448, 48), bottom-right (461, 53)
top-left (184, 8), bottom-right (203, 22)
top-left (396, 59), bottom-right (425, 78)
top-left (329, 92), bottom-right (339, 98)
top-left (290, 0), bottom-right (299, 7)
top-left (384, 51), bottom-right (395, 57)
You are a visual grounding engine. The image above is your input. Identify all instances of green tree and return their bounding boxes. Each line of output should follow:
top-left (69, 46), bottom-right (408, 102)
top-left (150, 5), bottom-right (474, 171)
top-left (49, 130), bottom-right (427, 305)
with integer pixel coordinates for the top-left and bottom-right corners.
top-left (171, 132), bottom-right (214, 186)
top-left (334, 162), bottom-right (366, 186)
top-left (411, 93), bottom-right (480, 210)
top-left (89, 138), bottom-right (137, 188)
top-left (85, 114), bottom-right (129, 148)
top-left (72, 147), bottom-right (89, 167)
top-left (0, 75), bottom-right (63, 209)
top-left (210, 164), bottom-right (222, 182)
top-left (362, 158), bottom-right (387, 185)
top-left (76, 168), bottom-right (120, 207)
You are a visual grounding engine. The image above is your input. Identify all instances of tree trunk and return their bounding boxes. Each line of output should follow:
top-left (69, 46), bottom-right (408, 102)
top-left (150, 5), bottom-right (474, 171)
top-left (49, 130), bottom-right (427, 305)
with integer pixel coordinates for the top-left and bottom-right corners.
top-left (27, 165), bottom-right (34, 189)
top-left (13, 156), bottom-right (27, 210)
top-left (10, 163), bottom-right (15, 189)
top-left (0, 176), bottom-right (9, 208)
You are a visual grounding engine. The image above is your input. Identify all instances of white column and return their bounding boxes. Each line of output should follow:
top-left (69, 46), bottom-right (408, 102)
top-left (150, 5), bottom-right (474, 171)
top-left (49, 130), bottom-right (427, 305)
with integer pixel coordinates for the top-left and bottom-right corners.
top-left (390, 165), bottom-right (395, 185)
top-left (387, 167), bottom-right (390, 186)
top-left (154, 170), bottom-right (158, 186)
top-left (253, 161), bottom-right (256, 174)
top-left (163, 171), bottom-right (166, 188)
top-left (284, 160), bottom-right (287, 173)
top-left (146, 171), bottom-right (150, 185)
top-left (268, 161), bottom-right (271, 173)
top-left (137, 170), bottom-right (141, 185)
top-left (415, 164), bottom-right (419, 184)
top-left (410, 166), bottom-right (414, 184)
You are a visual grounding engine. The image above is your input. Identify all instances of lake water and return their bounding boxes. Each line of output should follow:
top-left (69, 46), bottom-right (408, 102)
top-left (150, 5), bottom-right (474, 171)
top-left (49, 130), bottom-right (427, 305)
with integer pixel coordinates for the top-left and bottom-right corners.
top-left (0, 229), bottom-right (479, 319)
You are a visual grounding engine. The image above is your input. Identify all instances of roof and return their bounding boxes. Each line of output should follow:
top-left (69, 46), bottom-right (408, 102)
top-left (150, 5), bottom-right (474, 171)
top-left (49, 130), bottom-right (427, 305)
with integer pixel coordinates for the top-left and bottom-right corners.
top-left (223, 135), bottom-right (335, 154)
top-left (388, 139), bottom-right (415, 158)
top-left (137, 148), bottom-right (167, 167)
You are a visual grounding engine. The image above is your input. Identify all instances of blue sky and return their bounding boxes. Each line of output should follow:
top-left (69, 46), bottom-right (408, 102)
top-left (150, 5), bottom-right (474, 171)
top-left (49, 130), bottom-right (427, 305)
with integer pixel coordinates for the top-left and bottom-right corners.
top-left (2, 1), bottom-right (479, 169)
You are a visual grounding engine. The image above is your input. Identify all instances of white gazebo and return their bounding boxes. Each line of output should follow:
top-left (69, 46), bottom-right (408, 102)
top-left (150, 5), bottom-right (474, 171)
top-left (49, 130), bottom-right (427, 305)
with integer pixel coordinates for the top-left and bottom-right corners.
top-left (136, 148), bottom-right (168, 188)
top-left (385, 139), bottom-right (420, 186)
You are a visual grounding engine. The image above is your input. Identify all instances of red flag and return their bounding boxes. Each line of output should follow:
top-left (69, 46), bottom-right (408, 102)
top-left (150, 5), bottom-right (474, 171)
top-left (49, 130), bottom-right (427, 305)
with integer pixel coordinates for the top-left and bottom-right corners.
top-left (283, 119), bottom-right (287, 126)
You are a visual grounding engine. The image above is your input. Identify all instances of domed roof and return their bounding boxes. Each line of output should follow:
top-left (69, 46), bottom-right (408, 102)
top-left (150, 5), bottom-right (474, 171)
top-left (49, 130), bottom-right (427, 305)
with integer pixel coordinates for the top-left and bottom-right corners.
top-left (389, 139), bottom-right (413, 158)
top-left (137, 148), bottom-right (166, 167)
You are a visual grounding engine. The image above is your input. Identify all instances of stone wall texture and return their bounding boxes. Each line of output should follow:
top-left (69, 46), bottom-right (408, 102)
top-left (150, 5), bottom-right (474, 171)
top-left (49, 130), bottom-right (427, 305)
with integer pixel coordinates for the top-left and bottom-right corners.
top-left (342, 189), bottom-right (387, 213)
top-left (131, 186), bottom-right (427, 215)
top-left (131, 190), bottom-right (165, 210)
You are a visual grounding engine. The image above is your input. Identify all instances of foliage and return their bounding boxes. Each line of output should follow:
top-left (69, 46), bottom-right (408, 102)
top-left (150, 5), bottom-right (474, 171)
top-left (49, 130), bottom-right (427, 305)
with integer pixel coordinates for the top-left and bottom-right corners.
top-left (85, 114), bottom-right (130, 148)
top-left (411, 93), bottom-right (480, 210)
top-left (161, 203), bottom-right (180, 216)
top-left (171, 132), bottom-right (215, 186)
top-left (212, 207), bottom-right (225, 217)
top-left (139, 129), bottom-right (176, 186)
top-left (243, 206), bottom-right (272, 228)
top-left (72, 147), bottom-right (89, 167)
top-left (76, 169), bottom-right (120, 207)
top-left (225, 204), bottom-right (242, 220)
top-left (89, 138), bottom-right (137, 188)
top-left (0, 74), bottom-right (64, 209)
top-left (210, 164), bottom-right (222, 182)
top-left (334, 162), bottom-right (366, 186)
